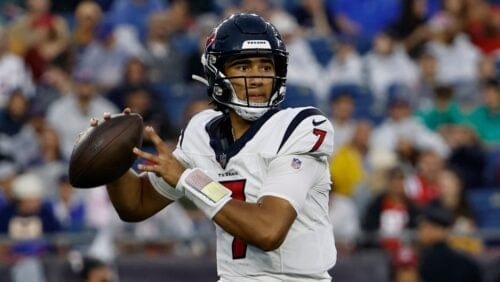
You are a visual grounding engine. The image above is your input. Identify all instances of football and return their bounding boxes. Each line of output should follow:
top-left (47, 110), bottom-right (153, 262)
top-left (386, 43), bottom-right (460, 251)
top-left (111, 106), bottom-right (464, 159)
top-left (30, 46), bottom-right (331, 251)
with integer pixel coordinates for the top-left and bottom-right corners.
top-left (69, 113), bottom-right (144, 188)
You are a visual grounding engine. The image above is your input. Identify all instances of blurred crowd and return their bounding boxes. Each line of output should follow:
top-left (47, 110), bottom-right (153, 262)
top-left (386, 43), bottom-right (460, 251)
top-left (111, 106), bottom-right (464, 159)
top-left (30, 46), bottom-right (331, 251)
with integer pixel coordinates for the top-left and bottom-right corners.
top-left (0, 0), bottom-right (498, 281)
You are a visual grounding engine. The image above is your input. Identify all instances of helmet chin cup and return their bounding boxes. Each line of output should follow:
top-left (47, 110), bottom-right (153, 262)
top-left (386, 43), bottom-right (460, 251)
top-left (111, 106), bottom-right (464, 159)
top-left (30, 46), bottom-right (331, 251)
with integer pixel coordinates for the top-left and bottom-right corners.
top-left (231, 105), bottom-right (269, 121)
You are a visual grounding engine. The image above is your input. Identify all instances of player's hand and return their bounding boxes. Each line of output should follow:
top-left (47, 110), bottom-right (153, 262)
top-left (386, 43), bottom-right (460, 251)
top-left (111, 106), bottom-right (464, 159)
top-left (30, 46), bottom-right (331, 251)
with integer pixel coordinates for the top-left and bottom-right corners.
top-left (133, 126), bottom-right (186, 188)
top-left (90, 108), bottom-right (131, 127)
top-left (78, 108), bottom-right (132, 145)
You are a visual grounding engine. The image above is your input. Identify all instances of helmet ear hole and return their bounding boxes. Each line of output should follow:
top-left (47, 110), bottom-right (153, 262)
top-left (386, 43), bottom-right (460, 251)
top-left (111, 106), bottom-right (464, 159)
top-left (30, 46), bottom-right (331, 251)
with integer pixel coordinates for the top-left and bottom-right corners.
top-left (213, 82), bottom-right (233, 103)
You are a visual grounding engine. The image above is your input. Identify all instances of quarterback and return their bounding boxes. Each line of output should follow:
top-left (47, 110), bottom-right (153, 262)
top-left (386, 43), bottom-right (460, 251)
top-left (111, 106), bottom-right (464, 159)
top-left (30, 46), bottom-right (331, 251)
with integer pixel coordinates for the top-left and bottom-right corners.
top-left (100, 13), bottom-right (336, 281)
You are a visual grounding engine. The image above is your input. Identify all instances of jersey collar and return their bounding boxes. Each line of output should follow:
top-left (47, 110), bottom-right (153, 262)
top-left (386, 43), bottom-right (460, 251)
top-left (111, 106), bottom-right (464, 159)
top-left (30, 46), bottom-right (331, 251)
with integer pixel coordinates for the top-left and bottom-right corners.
top-left (206, 109), bottom-right (279, 168)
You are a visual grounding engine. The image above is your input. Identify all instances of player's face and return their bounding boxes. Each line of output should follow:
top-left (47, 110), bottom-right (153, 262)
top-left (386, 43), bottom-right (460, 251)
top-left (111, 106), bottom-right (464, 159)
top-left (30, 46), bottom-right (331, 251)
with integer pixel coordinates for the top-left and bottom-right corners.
top-left (224, 57), bottom-right (275, 104)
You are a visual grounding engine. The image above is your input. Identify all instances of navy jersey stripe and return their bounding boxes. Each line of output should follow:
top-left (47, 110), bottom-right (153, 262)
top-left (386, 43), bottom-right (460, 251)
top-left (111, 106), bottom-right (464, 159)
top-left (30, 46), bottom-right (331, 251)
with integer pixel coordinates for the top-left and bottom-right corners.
top-left (206, 109), bottom-right (279, 168)
top-left (277, 108), bottom-right (325, 153)
top-left (179, 128), bottom-right (185, 148)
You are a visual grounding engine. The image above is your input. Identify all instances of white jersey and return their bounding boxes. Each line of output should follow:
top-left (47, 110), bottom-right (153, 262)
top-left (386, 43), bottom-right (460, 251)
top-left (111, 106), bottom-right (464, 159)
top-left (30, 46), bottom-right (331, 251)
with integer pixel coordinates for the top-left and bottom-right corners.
top-left (169, 107), bottom-right (336, 279)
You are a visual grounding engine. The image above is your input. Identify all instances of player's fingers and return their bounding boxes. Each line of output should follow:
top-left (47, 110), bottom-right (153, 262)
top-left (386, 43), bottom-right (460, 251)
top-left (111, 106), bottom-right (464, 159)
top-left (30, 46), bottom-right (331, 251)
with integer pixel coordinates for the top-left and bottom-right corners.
top-left (145, 127), bottom-right (169, 152)
top-left (90, 117), bottom-right (98, 127)
top-left (103, 112), bottom-right (112, 121)
top-left (123, 108), bottom-right (131, 115)
top-left (133, 147), bottom-right (160, 164)
top-left (137, 163), bottom-right (159, 173)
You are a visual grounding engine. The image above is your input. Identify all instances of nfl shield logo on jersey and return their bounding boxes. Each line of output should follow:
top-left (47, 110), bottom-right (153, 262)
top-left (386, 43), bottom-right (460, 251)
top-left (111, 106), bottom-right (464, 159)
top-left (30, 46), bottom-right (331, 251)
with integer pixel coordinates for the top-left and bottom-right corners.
top-left (291, 158), bottom-right (302, 169)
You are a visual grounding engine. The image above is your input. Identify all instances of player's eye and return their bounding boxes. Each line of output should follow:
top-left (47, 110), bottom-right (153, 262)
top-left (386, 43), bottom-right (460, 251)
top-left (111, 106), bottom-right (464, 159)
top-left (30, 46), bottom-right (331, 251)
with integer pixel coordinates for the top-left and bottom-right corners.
top-left (261, 64), bottom-right (274, 73)
top-left (235, 64), bottom-right (249, 72)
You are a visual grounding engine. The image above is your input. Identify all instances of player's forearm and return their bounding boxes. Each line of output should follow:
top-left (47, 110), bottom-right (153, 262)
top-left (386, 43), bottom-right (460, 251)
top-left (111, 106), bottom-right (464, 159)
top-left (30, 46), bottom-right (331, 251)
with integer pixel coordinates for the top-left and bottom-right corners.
top-left (106, 169), bottom-right (172, 222)
top-left (213, 199), bottom-right (293, 251)
top-left (180, 168), bottom-right (296, 251)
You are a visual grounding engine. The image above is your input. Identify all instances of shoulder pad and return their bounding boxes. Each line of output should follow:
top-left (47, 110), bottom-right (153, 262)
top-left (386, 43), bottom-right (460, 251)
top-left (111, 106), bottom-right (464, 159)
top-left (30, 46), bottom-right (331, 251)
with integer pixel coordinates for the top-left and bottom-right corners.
top-left (276, 107), bottom-right (334, 157)
top-left (174, 109), bottom-right (222, 168)
top-left (178, 109), bottom-right (221, 149)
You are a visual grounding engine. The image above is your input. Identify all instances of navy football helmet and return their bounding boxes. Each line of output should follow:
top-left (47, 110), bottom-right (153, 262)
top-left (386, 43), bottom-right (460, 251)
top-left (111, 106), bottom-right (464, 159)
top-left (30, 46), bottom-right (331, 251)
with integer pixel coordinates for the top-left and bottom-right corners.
top-left (202, 13), bottom-right (288, 120)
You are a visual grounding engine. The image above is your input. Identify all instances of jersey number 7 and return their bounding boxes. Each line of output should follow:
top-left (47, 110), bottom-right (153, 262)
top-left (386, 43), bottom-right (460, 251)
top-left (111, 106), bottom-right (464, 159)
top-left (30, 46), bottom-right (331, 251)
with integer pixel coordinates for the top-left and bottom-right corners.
top-left (310, 128), bottom-right (327, 152)
top-left (220, 179), bottom-right (247, 259)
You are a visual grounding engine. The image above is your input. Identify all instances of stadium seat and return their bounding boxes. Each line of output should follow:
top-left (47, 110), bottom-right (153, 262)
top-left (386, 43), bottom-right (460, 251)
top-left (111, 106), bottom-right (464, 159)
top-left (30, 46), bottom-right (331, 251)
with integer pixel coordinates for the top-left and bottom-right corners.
top-left (467, 188), bottom-right (500, 229)
top-left (281, 84), bottom-right (318, 108)
top-left (328, 83), bottom-right (376, 121)
top-left (153, 83), bottom-right (195, 129)
top-left (483, 149), bottom-right (500, 187)
top-left (307, 36), bottom-right (334, 67)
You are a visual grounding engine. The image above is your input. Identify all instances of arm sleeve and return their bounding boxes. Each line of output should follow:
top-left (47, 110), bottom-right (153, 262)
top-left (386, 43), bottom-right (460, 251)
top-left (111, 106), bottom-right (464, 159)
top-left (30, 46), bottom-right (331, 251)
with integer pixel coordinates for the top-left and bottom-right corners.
top-left (258, 155), bottom-right (325, 213)
top-left (147, 172), bottom-right (183, 200)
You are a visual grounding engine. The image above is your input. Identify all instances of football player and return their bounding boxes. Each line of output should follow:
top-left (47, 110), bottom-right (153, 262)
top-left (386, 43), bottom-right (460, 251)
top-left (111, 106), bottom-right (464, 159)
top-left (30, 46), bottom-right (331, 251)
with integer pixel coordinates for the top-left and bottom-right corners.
top-left (100, 13), bottom-right (336, 281)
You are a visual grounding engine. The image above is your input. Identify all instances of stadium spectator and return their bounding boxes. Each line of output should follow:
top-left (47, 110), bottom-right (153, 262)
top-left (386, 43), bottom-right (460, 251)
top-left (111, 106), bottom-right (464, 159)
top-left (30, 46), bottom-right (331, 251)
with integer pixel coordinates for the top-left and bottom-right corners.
top-left (184, 13), bottom-right (220, 84)
top-left (0, 160), bottom-right (18, 207)
top-left (0, 89), bottom-right (29, 136)
top-left (0, 173), bottom-right (62, 238)
top-left (77, 20), bottom-right (132, 93)
top-left (0, 89), bottom-right (42, 170)
top-left (225, 0), bottom-right (274, 20)
top-left (323, 41), bottom-right (363, 93)
top-left (7, 0), bottom-right (70, 81)
top-left (465, 79), bottom-right (500, 147)
top-left (416, 85), bottom-right (466, 131)
top-left (142, 10), bottom-right (191, 85)
top-left (28, 127), bottom-right (64, 193)
top-left (34, 64), bottom-right (73, 114)
top-left (370, 88), bottom-right (450, 158)
top-left (414, 51), bottom-right (439, 110)
top-left (388, 0), bottom-right (431, 58)
top-left (425, 12), bottom-right (481, 85)
top-left (71, 1), bottom-right (104, 56)
top-left (363, 32), bottom-right (419, 113)
top-left (106, 56), bottom-right (156, 109)
top-left (53, 174), bottom-right (86, 232)
top-left (108, 0), bottom-right (165, 42)
top-left (0, 27), bottom-right (34, 109)
top-left (393, 245), bottom-right (419, 282)
top-left (465, 0), bottom-right (500, 54)
top-left (125, 201), bottom-right (196, 242)
top-left (180, 92), bottom-right (212, 127)
top-left (446, 124), bottom-right (487, 189)
top-left (288, 0), bottom-right (333, 36)
top-left (46, 68), bottom-right (118, 160)
top-left (417, 205), bottom-right (482, 282)
top-left (330, 120), bottom-right (373, 197)
top-left (431, 168), bottom-right (478, 237)
top-left (406, 150), bottom-right (445, 207)
top-left (477, 55), bottom-right (499, 84)
top-left (362, 166), bottom-right (420, 256)
top-left (121, 85), bottom-right (178, 146)
top-left (329, 192), bottom-right (360, 255)
top-left (269, 11), bottom-right (325, 100)
top-left (79, 256), bottom-right (115, 282)
top-left (328, 88), bottom-right (357, 151)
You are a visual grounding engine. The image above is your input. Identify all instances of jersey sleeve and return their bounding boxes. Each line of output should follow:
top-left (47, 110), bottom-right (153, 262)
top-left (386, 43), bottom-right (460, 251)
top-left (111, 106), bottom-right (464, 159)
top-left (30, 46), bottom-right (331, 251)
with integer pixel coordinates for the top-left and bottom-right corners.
top-left (276, 108), bottom-right (335, 158)
top-left (258, 154), bottom-right (328, 213)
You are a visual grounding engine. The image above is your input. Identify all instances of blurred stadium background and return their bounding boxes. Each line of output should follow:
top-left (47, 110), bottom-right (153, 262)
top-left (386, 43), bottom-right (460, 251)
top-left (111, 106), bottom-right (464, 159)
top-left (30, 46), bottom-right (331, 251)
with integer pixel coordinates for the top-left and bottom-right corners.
top-left (0, 0), bottom-right (498, 281)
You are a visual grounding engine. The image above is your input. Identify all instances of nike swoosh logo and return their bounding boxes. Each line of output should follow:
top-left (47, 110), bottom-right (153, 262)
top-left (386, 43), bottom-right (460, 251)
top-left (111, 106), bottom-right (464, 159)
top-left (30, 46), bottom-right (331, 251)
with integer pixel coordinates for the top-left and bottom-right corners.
top-left (312, 119), bottom-right (327, 126)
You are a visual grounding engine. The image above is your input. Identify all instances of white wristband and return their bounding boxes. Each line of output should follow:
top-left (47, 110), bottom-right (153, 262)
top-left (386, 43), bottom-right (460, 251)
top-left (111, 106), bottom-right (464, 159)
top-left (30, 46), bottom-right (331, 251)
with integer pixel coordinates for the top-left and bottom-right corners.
top-left (148, 172), bottom-right (183, 201)
top-left (181, 168), bottom-right (232, 219)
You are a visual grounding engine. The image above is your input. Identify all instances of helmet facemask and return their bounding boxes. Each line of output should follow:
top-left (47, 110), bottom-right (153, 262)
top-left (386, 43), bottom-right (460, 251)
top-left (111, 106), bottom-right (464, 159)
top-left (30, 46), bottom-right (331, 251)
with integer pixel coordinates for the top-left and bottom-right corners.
top-left (201, 13), bottom-right (288, 121)
top-left (203, 52), bottom-right (287, 121)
